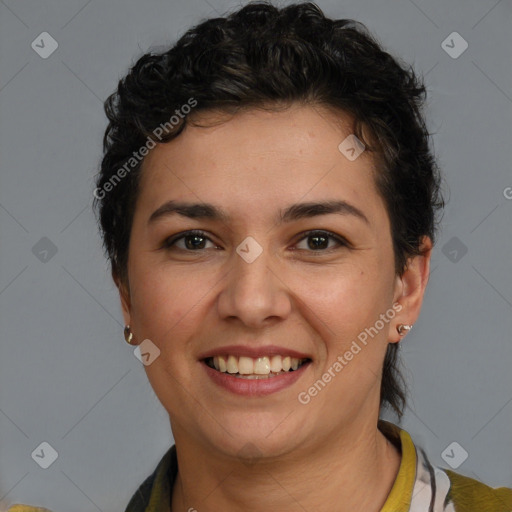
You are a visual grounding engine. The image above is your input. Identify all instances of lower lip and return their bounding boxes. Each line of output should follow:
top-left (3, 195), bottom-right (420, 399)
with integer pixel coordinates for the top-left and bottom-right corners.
top-left (202, 361), bottom-right (311, 396)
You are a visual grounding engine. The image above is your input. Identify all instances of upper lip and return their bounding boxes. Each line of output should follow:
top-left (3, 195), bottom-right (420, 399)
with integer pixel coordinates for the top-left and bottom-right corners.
top-left (198, 344), bottom-right (312, 360)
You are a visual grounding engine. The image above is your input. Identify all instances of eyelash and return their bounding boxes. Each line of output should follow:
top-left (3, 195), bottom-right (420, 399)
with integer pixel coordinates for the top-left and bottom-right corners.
top-left (161, 229), bottom-right (349, 253)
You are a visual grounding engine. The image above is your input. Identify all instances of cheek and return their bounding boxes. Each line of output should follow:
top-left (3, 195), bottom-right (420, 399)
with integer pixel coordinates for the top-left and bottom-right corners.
top-left (128, 260), bottom-right (215, 342)
top-left (295, 259), bottom-right (382, 313)
top-left (292, 260), bottom-right (393, 350)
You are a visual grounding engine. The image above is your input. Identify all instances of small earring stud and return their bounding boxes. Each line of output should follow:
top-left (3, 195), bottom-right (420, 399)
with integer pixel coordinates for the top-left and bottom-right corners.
top-left (397, 324), bottom-right (413, 336)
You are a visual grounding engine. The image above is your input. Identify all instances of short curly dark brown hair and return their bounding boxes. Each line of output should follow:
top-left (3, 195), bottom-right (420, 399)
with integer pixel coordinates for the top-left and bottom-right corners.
top-left (93, 1), bottom-right (444, 419)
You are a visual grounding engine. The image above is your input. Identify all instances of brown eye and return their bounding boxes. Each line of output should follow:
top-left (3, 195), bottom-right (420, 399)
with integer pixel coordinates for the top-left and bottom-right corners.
top-left (162, 230), bottom-right (216, 251)
top-left (294, 230), bottom-right (348, 252)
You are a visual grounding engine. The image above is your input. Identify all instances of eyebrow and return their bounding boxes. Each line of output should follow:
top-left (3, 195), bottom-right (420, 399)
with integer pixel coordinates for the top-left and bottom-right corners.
top-left (148, 199), bottom-right (369, 226)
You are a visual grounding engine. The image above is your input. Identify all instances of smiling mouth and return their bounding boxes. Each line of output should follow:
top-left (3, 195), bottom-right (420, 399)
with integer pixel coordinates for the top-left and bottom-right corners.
top-left (204, 355), bottom-right (311, 379)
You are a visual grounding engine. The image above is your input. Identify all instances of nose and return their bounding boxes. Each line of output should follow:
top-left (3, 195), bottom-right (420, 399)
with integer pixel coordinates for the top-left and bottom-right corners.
top-left (217, 240), bottom-right (292, 328)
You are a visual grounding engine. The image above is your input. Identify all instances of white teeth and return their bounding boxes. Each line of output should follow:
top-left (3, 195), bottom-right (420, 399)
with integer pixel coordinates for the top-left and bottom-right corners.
top-left (207, 354), bottom-right (308, 375)
top-left (254, 357), bottom-right (270, 375)
top-left (270, 355), bottom-right (282, 372)
top-left (238, 356), bottom-right (254, 375)
top-left (227, 355), bottom-right (238, 374)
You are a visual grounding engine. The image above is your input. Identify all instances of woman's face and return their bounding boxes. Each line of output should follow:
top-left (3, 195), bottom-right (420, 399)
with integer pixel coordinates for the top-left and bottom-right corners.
top-left (119, 105), bottom-right (416, 458)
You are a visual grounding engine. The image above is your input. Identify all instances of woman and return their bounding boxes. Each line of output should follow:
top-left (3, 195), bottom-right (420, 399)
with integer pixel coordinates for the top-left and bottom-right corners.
top-left (10, 2), bottom-right (511, 511)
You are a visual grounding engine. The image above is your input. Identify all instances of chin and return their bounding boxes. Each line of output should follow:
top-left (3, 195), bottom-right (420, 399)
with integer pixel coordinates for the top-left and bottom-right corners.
top-left (201, 411), bottom-right (308, 460)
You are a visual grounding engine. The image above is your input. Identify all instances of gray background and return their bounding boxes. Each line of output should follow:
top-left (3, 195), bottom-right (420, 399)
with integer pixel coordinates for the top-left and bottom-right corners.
top-left (0, 0), bottom-right (511, 510)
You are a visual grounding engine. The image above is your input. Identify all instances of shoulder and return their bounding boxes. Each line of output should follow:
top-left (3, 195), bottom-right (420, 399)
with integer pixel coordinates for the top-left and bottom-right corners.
top-left (379, 420), bottom-right (512, 512)
top-left (124, 444), bottom-right (177, 511)
top-left (444, 469), bottom-right (512, 512)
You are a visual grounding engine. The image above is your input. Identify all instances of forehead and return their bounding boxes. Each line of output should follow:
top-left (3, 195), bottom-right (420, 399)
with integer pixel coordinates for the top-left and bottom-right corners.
top-left (136, 105), bottom-right (385, 227)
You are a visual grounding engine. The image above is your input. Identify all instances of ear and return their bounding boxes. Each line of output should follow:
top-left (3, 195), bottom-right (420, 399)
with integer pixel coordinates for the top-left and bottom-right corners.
top-left (388, 236), bottom-right (432, 343)
top-left (113, 270), bottom-right (132, 327)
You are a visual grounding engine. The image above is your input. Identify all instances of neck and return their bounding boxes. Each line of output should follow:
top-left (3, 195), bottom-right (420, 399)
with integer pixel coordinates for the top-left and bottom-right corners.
top-left (170, 418), bottom-right (401, 512)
